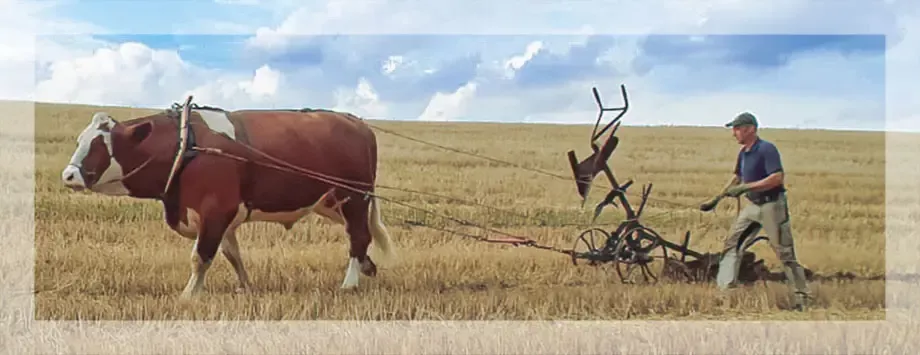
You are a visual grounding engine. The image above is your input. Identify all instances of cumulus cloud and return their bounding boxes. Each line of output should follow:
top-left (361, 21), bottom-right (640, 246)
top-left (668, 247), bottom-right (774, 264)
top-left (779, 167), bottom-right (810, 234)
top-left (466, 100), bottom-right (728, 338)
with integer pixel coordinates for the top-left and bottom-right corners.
top-left (34, 42), bottom-right (199, 107)
top-left (0, 0), bottom-right (109, 102)
top-left (458, 38), bottom-right (886, 130)
top-left (244, 0), bottom-right (388, 53)
top-left (503, 41), bottom-right (543, 79)
top-left (417, 82), bottom-right (478, 121)
top-left (183, 64), bottom-right (284, 108)
top-left (332, 77), bottom-right (388, 118)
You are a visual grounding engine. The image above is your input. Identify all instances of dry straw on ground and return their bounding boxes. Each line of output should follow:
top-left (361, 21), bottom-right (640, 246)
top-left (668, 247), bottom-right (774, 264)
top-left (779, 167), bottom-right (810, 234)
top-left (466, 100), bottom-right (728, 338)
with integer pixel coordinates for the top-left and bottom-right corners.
top-left (4, 100), bottom-right (920, 354)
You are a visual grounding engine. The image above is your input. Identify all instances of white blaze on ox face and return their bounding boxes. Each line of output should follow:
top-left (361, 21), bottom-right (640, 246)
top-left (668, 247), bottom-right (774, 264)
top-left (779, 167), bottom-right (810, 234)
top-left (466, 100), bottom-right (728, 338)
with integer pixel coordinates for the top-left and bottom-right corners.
top-left (61, 112), bottom-right (130, 195)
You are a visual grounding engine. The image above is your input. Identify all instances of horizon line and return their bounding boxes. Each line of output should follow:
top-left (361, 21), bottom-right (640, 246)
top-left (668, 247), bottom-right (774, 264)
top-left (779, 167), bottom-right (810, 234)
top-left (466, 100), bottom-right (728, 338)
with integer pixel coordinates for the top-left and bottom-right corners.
top-left (7, 99), bottom-right (905, 134)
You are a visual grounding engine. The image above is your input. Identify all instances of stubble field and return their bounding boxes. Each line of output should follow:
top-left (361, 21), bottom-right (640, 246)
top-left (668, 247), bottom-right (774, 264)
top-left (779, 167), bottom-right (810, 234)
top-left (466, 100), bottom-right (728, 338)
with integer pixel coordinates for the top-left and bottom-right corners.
top-left (33, 102), bottom-right (886, 321)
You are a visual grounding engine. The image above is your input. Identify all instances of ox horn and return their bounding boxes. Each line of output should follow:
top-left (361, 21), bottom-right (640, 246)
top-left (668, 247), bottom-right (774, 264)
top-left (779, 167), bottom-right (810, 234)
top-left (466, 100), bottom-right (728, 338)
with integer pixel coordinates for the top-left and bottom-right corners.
top-left (163, 95), bottom-right (194, 196)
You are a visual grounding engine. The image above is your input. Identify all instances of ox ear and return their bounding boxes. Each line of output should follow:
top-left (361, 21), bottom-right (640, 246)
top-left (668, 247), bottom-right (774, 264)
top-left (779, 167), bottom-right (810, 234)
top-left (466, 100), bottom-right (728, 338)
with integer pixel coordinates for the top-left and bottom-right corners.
top-left (125, 121), bottom-right (153, 143)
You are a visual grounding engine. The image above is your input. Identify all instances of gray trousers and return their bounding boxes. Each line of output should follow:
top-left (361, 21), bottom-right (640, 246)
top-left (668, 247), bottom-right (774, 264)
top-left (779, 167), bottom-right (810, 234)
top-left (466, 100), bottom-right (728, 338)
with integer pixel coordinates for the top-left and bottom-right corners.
top-left (716, 193), bottom-right (810, 303)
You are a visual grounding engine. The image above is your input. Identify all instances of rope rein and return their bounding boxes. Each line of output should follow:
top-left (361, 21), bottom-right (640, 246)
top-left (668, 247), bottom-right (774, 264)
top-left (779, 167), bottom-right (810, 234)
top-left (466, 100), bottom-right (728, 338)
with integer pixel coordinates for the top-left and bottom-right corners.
top-left (159, 100), bottom-right (736, 256)
top-left (186, 132), bottom-right (734, 257)
top-left (365, 122), bottom-right (710, 211)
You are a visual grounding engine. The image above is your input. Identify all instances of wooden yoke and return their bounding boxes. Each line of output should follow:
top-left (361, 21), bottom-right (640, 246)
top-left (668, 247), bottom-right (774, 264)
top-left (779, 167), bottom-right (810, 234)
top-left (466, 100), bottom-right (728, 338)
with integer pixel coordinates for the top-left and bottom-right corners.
top-left (163, 95), bottom-right (194, 197)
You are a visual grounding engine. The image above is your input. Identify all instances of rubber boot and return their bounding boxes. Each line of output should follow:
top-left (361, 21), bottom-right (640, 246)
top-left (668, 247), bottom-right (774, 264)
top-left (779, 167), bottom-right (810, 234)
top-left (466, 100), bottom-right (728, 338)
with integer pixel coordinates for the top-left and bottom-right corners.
top-left (783, 262), bottom-right (811, 311)
top-left (716, 248), bottom-right (741, 290)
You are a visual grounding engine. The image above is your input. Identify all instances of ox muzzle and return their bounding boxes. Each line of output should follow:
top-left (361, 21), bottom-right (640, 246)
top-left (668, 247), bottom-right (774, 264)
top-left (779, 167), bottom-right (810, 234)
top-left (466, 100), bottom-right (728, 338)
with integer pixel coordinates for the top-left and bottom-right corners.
top-left (61, 163), bottom-right (90, 191)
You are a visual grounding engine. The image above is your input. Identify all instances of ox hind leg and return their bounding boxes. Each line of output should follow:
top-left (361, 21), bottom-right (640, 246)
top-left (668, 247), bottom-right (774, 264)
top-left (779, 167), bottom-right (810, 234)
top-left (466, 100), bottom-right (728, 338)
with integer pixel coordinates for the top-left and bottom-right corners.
top-left (220, 229), bottom-right (252, 294)
top-left (339, 198), bottom-right (377, 289)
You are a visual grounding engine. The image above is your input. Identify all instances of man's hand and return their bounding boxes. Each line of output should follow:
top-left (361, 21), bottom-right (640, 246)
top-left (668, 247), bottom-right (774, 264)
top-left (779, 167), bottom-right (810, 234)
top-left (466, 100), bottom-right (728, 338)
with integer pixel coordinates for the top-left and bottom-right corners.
top-left (699, 196), bottom-right (722, 212)
top-left (723, 184), bottom-right (751, 197)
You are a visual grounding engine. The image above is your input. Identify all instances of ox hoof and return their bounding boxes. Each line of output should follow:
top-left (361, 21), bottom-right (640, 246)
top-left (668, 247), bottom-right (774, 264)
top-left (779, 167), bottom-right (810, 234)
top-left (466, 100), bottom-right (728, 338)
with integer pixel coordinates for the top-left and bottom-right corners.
top-left (360, 257), bottom-right (377, 277)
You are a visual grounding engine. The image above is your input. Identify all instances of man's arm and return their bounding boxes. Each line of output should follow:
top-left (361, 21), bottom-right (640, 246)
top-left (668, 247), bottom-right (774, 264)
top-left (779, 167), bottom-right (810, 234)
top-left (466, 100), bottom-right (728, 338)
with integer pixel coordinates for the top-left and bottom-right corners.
top-left (720, 174), bottom-right (741, 194)
top-left (747, 171), bottom-right (784, 192)
top-left (721, 150), bottom-right (743, 193)
top-left (700, 153), bottom-right (743, 210)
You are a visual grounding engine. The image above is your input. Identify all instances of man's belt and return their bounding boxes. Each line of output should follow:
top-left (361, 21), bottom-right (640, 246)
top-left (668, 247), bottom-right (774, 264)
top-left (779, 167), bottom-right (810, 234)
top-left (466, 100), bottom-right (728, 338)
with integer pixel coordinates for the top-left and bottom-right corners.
top-left (748, 191), bottom-right (783, 205)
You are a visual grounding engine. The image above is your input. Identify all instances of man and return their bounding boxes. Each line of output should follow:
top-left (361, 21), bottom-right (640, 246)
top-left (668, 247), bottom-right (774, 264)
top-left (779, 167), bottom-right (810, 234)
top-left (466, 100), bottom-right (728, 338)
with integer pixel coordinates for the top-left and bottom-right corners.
top-left (701, 112), bottom-right (811, 311)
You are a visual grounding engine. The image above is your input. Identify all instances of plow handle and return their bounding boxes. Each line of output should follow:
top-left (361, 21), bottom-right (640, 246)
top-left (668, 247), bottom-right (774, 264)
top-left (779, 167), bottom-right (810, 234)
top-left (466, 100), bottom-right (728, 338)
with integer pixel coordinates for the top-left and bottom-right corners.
top-left (590, 84), bottom-right (630, 143)
top-left (699, 195), bottom-right (722, 212)
top-left (592, 87), bottom-right (603, 109)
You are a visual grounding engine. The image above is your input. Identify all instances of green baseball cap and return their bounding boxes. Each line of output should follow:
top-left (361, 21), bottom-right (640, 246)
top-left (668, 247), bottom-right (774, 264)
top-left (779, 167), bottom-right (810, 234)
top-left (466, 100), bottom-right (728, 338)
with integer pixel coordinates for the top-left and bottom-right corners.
top-left (725, 112), bottom-right (758, 128)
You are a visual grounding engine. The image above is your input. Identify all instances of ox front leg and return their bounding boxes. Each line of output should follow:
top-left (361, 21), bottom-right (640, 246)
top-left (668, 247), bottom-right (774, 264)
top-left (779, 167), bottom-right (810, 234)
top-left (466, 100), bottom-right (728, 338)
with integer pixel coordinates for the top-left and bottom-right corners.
top-left (341, 203), bottom-right (376, 290)
top-left (181, 210), bottom-right (236, 299)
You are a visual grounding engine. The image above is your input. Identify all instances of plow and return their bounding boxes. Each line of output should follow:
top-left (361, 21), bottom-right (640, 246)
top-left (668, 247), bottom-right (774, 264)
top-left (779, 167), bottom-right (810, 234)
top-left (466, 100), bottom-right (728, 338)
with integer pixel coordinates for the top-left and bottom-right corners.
top-left (558, 84), bottom-right (776, 286)
top-left (168, 84), bottom-right (799, 287)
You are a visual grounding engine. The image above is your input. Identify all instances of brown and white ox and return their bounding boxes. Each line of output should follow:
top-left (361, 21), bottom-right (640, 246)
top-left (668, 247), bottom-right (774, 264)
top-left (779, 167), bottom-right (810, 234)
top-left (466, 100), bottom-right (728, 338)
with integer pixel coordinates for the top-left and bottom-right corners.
top-left (60, 100), bottom-right (396, 298)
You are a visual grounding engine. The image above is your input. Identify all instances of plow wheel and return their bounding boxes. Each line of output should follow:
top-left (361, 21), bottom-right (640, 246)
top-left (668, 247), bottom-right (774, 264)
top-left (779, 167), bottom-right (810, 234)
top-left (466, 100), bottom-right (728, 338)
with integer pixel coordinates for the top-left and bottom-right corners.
top-left (570, 228), bottom-right (613, 266)
top-left (613, 226), bottom-right (670, 284)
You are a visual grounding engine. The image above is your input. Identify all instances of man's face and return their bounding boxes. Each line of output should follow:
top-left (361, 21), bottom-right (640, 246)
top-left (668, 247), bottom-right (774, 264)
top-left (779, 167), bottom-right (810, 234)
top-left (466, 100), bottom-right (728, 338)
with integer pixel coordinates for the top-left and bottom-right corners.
top-left (731, 125), bottom-right (756, 144)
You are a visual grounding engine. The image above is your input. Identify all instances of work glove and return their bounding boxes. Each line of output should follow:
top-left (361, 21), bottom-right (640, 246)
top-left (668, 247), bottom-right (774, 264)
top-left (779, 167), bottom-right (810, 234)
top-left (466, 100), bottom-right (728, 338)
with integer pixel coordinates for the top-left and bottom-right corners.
top-left (723, 184), bottom-right (751, 198)
top-left (699, 196), bottom-right (721, 212)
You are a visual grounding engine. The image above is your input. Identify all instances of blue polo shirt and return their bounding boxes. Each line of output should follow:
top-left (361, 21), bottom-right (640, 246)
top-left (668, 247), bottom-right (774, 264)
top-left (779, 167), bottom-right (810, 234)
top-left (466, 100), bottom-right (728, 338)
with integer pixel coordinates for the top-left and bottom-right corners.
top-left (734, 138), bottom-right (786, 197)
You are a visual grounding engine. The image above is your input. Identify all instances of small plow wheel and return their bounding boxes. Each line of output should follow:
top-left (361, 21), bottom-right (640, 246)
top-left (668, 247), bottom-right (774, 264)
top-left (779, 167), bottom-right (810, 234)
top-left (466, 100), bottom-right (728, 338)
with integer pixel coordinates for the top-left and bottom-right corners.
top-left (570, 228), bottom-right (612, 266)
top-left (613, 225), bottom-right (670, 284)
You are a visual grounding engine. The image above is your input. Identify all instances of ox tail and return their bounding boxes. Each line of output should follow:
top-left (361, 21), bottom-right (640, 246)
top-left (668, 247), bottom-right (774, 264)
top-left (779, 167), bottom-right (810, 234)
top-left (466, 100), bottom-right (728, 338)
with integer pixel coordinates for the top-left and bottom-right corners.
top-left (367, 196), bottom-right (397, 266)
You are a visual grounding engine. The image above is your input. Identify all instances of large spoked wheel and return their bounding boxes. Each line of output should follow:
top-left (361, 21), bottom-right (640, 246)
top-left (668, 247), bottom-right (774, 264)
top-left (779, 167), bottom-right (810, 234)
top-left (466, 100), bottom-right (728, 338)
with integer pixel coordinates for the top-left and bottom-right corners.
top-left (613, 225), bottom-right (670, 284)
top-left (570, 228), bottom-right (613, 266)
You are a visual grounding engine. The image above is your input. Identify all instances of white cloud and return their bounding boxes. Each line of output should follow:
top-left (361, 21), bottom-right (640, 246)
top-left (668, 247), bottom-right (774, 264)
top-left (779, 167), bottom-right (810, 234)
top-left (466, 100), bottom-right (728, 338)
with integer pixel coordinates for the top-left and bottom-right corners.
top-left (184, 64), bottom-right (284, 108)
top-left (332, 78), bottom-right (388, 118)
top-left (34, 42), bottom-right (200, 107)
top-left (233, 0), bottom-right (914, 130)
top-left (244, 0), bottom-right (385, 53)
top-left (28, 38), bottom-right (287, 111)
top-left (455, 43), bottom-right (887, 131)
top-left (243, 64), bottom-right (281, 98)
top-left (0, 0), bottom-right (108, 101)
top-left (382, 55), bottom-right (406, 76)
top-left (503, 41), bottom-right (543, 79)
top-left (417, 82), bottom-right (478, 121)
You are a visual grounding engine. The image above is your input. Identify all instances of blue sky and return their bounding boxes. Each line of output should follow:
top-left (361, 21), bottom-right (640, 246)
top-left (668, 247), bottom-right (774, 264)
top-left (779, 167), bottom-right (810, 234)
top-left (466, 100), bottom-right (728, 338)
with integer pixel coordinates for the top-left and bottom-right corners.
top-left (2, 0), bottom-right (917, 132)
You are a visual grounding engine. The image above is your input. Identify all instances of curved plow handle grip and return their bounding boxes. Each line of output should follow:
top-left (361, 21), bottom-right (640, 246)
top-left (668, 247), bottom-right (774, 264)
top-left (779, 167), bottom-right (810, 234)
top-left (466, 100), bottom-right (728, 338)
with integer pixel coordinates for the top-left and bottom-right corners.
top-left (698, 195), bottom-right (723, 212)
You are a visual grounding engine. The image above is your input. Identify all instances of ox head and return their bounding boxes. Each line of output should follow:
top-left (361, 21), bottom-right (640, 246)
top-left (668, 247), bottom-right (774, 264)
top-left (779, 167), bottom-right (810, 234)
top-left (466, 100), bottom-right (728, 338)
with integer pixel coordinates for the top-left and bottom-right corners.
top-left (60, 111), bottom-right (155, 196)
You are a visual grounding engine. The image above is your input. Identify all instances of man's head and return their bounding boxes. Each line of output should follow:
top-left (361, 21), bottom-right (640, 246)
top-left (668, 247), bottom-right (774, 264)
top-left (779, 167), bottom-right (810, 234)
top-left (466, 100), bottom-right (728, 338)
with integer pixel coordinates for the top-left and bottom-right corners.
top-left (725, 112), bottom-right (758, 145)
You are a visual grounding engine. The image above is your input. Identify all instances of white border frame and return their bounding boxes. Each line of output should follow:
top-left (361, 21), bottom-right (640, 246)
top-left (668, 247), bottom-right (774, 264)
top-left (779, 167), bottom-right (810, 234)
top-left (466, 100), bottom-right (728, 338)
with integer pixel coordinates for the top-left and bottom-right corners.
top-left (3, 0), bottom-right (919, 353)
